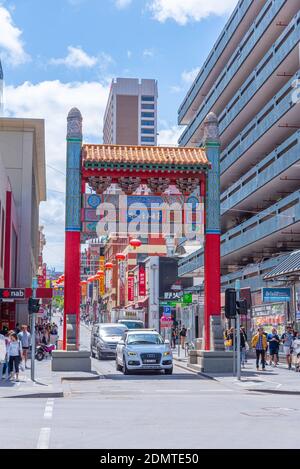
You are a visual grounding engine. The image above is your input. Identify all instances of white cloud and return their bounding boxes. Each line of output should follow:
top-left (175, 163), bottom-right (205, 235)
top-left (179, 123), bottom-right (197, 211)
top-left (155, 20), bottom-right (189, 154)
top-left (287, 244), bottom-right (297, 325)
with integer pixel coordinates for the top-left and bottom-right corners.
top-left (0, 5), bottom-right (29, 65)
top-left (143, 48), bottom-right (154, 58)
top-left (149, 0), bottom-right (237, 25)
top-left (50, 46), bottom-right (98, 68)
top-left (170, 85), bottom-right (182, 94)
top-left (4, 79), bottom-right (111, 269)
top-left (158, 125), bottom-right (182, 146)
top-left (127, 50), bottom-right (132, 59)
top-left (115, 0), bottom-right (132, 9)
top-left (181, 67), bottom-right (200, 85)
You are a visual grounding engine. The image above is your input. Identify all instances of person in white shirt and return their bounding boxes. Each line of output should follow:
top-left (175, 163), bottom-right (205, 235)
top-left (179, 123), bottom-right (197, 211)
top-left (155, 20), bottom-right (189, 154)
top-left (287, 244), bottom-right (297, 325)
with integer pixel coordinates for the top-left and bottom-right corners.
top-left (0, 333), bottom-right (7, 379)
top-left (18, 325), bottom-right (31, 369)
top-left (7, 333), bottom-right (22, 381)
top-left (292, 331), bottom-right (300, 371)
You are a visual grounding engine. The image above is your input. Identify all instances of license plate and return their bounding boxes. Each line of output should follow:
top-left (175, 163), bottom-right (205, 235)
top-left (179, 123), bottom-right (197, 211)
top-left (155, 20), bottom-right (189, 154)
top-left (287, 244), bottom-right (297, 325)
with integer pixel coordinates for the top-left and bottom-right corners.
top-left (145, 359), bottom-right (156, 363)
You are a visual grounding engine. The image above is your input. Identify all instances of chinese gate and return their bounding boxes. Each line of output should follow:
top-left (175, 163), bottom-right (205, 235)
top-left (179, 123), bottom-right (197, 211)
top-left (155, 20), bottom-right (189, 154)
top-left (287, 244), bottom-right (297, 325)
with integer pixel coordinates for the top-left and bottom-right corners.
top-left (64, 108), bottom-right (221, 351)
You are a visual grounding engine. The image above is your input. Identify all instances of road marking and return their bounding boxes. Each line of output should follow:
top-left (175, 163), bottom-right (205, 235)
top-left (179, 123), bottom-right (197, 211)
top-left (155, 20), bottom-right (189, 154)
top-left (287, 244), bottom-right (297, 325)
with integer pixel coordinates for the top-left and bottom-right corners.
top-left (37, 428), bottom-right (51, 449)
top-left (44, 399), bottom-right (54, 420)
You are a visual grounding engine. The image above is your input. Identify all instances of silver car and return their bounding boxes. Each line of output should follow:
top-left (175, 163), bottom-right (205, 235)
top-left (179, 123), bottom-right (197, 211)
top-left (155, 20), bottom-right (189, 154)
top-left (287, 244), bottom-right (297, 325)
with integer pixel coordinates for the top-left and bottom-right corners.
top-left (90, 323), bottom-right (128, 360)
top-left (116, 330), bottom-right (173, 374)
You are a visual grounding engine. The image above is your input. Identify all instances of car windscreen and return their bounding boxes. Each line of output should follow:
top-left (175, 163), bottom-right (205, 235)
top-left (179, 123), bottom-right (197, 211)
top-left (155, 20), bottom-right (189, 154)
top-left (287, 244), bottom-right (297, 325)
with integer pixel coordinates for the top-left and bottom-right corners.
top-left (127, 334), bottom-right (164, 345)
top-left (100, 327), bottom-right (126, 337)
top-left (120, 321), bottom-right (144, 329)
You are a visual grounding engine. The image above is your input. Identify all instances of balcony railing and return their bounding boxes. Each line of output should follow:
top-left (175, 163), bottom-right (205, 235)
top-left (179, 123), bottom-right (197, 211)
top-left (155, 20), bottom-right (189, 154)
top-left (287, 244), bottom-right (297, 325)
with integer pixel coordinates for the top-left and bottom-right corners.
top-left (179, 191), bottom-right (300, 275)
top-left (221, 131), bottom-right (300, 215)
top-left (178, 0), bottom-right (287, 146)
top-left (222, 190), bottom-right (300, 257)
top-left (219, 13), bottom-right (300, 136)
top-left (178, 0), bottom-right (254, 123)
top-left (220, 71), bottom-right (299, 175)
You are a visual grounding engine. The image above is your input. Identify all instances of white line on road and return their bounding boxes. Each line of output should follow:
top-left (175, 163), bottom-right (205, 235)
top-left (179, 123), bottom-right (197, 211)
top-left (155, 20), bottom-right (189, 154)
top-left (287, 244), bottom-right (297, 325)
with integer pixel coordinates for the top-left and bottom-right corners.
top-left (44, 399), bottom-right (54, 420)
top-left (37, 428), bottom-right (51, 449)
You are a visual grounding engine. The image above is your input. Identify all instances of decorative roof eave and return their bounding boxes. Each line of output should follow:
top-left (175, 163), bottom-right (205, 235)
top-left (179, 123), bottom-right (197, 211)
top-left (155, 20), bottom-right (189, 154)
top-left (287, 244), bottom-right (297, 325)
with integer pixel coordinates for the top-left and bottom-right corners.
top-left (83, 161), bottom-right (210, 173)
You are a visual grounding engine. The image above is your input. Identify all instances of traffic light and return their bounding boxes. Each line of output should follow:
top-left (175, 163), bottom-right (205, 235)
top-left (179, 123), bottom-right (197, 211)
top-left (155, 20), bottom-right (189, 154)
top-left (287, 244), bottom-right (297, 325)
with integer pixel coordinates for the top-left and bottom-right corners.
top-left (28, 297), bottom-right (40, 314)
top-left (225, 288), bottom-right (236, 319)
top-left (236, 299), bottom-right (248, 315)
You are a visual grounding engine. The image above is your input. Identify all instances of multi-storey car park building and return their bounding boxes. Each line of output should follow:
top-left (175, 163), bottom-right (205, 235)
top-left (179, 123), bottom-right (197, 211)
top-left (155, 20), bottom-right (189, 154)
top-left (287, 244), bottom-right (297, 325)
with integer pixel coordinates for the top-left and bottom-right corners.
top-left (177, 0), bottom-right (300, 333)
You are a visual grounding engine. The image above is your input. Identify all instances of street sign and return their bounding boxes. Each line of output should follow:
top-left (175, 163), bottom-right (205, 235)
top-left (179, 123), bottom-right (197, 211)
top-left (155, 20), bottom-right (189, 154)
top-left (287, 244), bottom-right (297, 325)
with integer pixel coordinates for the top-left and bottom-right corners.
top-left (0, 289), bottom-right (25, 300)
top-left (183, 293), bottom-right (192, 304)
top-left (163, 306), bottom-right (171, 316)
top-left (160, 316), bottom-right (173, 328)
top-left (262, 288), bottom-right (291, 303)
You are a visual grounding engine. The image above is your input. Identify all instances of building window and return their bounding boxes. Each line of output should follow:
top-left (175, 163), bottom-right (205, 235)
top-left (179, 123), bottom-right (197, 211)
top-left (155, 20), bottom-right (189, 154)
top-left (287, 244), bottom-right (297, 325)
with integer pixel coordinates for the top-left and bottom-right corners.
top-left (141, 104), bottom-right (155, 110)
top-left (141, 128), bottom-right (155, 135)
top-left (142, 96), bottom-right (155, 102)
top-left (141, 120), bottom-right (154, 126)
top-left (141, 136), bottom-right (155, 143)
top-left (141, 112), bottom-right (155, 118)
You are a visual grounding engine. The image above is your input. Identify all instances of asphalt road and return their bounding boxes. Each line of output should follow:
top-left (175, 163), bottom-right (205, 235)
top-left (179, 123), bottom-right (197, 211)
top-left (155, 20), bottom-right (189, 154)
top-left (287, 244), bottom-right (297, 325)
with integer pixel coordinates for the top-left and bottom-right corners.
top-left (0, 323), bottom-right (299, 449)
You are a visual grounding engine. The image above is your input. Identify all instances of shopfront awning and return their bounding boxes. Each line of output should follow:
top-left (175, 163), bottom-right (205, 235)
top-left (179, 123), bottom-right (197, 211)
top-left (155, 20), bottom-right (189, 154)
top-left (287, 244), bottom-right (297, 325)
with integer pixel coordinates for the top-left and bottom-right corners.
top-left (264, 250), bottom-right (300, 280)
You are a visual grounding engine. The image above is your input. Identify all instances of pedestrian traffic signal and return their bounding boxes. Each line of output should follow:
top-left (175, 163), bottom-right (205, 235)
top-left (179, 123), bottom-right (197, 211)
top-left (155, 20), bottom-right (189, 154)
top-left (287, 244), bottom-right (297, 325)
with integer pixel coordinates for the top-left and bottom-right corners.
top-left (225, 288), bottom-right (236, 319)
top-left (28, 297), bottom-right (40, 314)
top-left (236, 299), bottom-right (248, 315)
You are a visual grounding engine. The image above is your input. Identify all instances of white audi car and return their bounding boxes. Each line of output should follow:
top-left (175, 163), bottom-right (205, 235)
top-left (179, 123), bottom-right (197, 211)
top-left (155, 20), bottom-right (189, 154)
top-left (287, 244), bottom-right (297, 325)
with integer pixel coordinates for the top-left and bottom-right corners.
top-left (116, 330), bottom-right (173, 375)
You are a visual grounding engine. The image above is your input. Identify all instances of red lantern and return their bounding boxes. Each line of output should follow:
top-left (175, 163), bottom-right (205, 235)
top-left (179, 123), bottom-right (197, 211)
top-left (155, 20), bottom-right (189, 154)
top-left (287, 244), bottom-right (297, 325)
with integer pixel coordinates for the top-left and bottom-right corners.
top-left (130, 238), bottom-right (142, 249)
top-left (105, 262), bottom-right (114, 270)
top-left (116, 253), bottom-right (126, 262)
top-left (96, 270), bottom-right (105, 276)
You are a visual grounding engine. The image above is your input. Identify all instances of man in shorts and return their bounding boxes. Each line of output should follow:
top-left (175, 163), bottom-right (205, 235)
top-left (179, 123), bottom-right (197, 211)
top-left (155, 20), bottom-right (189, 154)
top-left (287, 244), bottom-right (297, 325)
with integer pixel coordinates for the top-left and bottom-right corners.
top-left (18, 325), bottom-right (31, 369)
top-left (281, 325), bottom-right (294, 370)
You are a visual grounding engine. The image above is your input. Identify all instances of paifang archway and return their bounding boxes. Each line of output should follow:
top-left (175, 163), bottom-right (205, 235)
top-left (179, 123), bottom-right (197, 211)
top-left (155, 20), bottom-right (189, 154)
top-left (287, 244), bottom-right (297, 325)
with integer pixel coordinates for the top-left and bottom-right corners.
top-left (63, 108), bottom-right (221, 352)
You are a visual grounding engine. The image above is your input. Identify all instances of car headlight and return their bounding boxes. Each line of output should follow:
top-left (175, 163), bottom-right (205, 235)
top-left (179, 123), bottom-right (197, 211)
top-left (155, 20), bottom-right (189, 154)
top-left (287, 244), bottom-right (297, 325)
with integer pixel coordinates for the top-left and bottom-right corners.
top-left (163, 351), bottom-right (171, 356)
top-left (127, 351), bottom-right (137, 356)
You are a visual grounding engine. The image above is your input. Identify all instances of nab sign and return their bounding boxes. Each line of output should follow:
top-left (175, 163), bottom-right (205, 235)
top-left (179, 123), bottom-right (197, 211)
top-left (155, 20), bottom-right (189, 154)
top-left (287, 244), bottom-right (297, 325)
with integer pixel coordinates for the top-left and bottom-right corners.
top-left (0, 288), bottom-right (25, 300)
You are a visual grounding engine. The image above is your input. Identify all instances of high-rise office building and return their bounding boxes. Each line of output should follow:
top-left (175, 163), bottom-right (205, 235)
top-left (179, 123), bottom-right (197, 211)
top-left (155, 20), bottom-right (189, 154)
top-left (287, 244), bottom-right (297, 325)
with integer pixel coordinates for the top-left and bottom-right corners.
top-left (103, 78), bottom-right (158, 146)
top-left (177, 0), bottom-right (300, 327)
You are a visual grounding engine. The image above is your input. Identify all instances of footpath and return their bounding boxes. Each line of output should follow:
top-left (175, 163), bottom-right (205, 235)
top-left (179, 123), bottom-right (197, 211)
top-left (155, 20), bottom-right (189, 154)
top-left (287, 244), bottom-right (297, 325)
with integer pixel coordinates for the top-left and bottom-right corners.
top-left (173, 349), bottom-right (300, 394)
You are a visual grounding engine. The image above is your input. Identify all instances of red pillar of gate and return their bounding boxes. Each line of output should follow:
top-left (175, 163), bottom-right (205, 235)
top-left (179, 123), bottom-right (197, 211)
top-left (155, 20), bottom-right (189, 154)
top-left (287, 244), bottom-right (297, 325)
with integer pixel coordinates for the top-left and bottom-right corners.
top-left (203, 112), bottom-right (221, 350)
top-left (204, 234), bottom-right (221, 350)
top-left (63, 108), bottom-right (83, 350)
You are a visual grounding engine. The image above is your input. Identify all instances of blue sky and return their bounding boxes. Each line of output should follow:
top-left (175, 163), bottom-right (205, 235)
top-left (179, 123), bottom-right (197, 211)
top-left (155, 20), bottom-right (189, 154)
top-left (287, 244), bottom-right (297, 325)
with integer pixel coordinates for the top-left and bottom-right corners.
top-left (0, 0), bottom-right (237, 269)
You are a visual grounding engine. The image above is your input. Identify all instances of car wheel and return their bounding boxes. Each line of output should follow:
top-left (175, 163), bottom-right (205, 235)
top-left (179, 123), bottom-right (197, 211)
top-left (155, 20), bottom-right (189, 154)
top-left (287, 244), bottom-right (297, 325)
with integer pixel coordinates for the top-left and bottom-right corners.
top-left (97, 349), bottom-right (103, 360)
top-left (123, 356), bottom-right (130, 375)
top-left (91, 347), bottom-right (95, 358)
top-left (116, 358), bottom-right (122, 372)
top-left (165, 367), bottom-right (173, 375)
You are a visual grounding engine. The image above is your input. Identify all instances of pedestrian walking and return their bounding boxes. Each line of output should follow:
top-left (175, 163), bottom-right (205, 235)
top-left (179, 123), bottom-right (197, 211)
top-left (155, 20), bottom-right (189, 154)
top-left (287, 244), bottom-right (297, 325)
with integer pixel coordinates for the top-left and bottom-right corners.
top-left (292, 331), bottom-right (300, 372)
top-left (179, 325), bottom-right (187, 350)
top-left (50, 323), bottom-right (58, 346)
top-left (251, 327), bottom-right (268, 371)
top-left (241, 327), bottom-right (249, 363)
top-left (0, 332), bottom-right (7, 380)
top-left (267, 328), bottom-right (280, 366)
top-left (171, 326), bottom-right (177, 349)
top-left (281, 325), bottom-right (294, 370)
top-left (7, 333), bottom-right (22, 381)
top-left (18, 325), bottom-right (31, 369)
top-left (240, 327), bottom-right (247, 367)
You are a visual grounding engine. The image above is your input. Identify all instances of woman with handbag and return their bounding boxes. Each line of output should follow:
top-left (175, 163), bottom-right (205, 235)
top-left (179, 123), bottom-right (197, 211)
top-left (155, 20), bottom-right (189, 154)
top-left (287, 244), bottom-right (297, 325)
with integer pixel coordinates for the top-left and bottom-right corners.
top-left (7, 333), bottom-right (22, 382)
